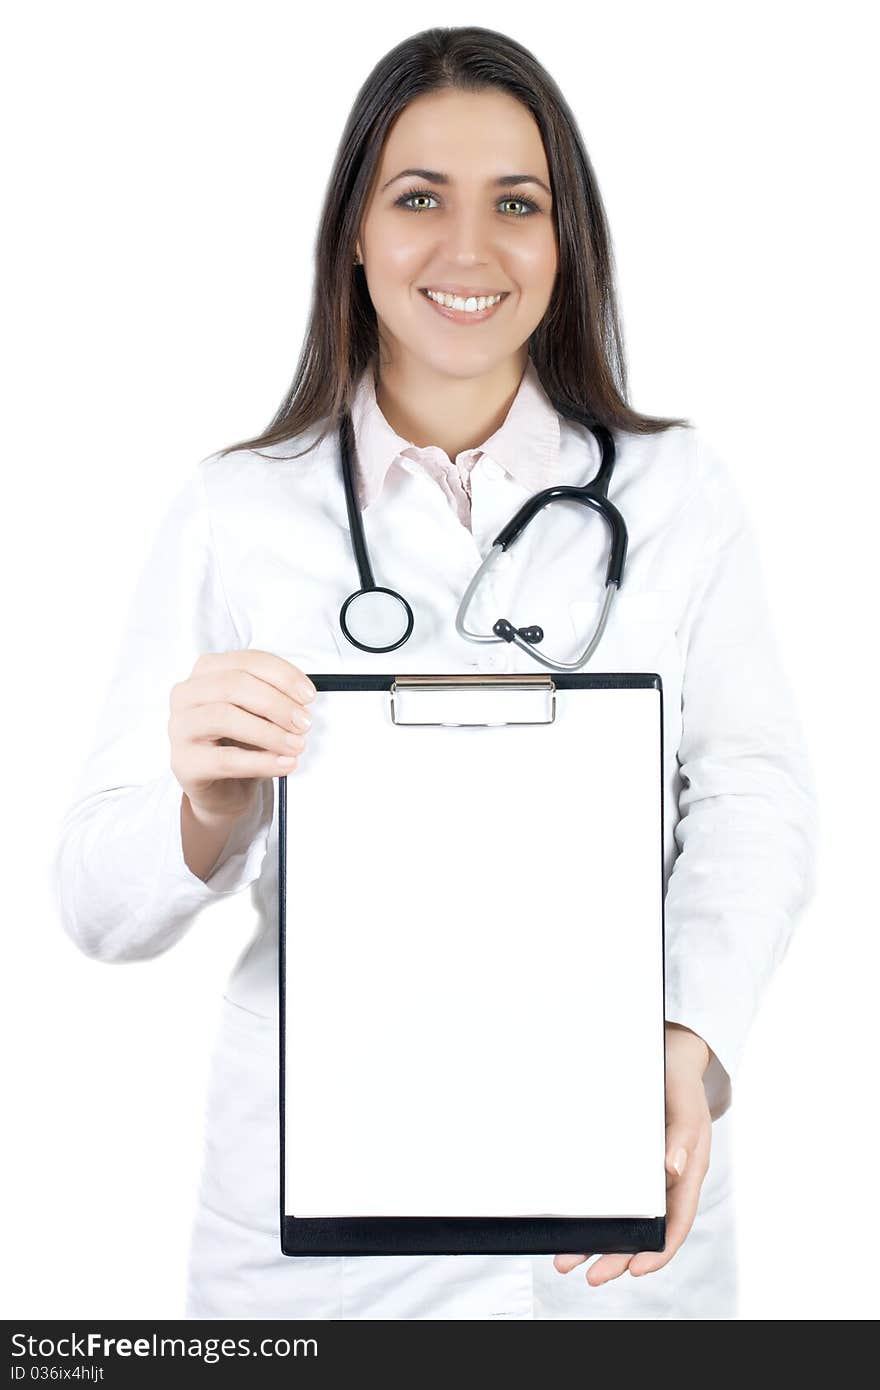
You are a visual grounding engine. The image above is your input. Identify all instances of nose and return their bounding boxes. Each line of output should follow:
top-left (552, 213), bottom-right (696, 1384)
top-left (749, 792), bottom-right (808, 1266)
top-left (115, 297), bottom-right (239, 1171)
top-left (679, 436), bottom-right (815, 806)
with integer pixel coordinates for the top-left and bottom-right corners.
top-left (436, 205), bottom-right (498, 264)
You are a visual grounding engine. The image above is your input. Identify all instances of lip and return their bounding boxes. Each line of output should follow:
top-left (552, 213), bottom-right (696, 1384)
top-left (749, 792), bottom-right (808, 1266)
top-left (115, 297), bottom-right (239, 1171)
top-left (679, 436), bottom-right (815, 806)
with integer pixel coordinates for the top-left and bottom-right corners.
top-left (418, 287), bottom-right (510, 325)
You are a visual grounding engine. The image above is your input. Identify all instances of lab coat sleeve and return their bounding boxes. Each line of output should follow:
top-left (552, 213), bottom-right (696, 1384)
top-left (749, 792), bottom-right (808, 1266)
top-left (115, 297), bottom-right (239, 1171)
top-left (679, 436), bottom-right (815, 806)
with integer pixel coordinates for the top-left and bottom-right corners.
top-left (663, 433), bottom-right (819, 1121)
top-left (50, 457), bottom-right (274, 963)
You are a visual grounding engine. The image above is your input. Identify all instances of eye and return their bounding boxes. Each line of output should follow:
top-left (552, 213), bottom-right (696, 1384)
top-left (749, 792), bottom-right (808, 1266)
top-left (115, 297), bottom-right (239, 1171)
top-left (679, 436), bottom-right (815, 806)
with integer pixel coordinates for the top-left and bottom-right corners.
top-left (498, 196), bottom-right (539, 217)
top-left (398, 189), bottom-right (440, 213)
top-left (394, 187), bottom-right (540, 217)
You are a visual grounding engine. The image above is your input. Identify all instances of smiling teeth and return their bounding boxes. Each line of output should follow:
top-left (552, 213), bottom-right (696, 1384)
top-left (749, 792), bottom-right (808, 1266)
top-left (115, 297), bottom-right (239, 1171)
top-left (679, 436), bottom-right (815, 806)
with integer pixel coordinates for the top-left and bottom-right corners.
top-left (424, 290), bottom-right (504, 312)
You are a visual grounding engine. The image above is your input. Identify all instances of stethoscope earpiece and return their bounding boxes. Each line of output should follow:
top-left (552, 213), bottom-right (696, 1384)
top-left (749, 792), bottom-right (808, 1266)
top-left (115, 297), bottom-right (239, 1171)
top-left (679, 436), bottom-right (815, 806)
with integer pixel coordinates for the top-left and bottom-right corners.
top-left (493, 620), bottom-right (544, 645)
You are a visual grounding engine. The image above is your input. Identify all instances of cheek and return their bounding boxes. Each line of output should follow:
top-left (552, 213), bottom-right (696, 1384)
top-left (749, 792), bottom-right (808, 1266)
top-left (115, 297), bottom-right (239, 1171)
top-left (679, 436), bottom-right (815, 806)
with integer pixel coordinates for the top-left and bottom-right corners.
top-left (507, 243), bottom-right (557, 331)
top-left (385, 240), bottom-right (427, 275)
top-left (366, 242), bottom-right (430, 324)
top-left (513, 234), bottom-right (558, 288)
top-left (367, 217), bottom-right (430, 279)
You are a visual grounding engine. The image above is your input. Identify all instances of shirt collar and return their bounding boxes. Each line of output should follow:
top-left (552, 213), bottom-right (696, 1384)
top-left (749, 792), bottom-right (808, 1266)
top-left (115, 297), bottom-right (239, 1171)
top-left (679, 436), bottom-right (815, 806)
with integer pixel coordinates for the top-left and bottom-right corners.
top-left (348, 357), bottom-right (561, 509)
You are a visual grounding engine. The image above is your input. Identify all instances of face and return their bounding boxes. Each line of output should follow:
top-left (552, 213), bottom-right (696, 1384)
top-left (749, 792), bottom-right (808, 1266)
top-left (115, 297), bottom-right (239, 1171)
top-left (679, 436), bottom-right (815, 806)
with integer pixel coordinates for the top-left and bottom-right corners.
top-left (356, 87), bottom-right (558, 380)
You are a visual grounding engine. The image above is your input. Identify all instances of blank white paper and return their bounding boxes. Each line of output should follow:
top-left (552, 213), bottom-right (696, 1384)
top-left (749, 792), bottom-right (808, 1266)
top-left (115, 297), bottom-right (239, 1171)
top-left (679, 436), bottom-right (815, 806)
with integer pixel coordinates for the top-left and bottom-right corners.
top-left (282, 682), bottom-right (667, 1219)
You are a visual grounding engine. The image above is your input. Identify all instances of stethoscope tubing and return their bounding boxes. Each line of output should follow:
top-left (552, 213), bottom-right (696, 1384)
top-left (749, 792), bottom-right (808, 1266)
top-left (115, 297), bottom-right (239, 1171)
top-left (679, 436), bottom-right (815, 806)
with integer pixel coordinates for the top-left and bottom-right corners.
top-left (339, 405), bottom-right (377, 593)
top-left (336, 391), bottom-right (628, 669)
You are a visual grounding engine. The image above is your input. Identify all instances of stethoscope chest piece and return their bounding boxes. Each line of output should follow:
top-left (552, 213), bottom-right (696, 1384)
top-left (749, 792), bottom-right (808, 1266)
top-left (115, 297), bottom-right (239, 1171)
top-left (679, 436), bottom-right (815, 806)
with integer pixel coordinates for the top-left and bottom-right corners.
top-left (339, 585), bottom-right (414, 653)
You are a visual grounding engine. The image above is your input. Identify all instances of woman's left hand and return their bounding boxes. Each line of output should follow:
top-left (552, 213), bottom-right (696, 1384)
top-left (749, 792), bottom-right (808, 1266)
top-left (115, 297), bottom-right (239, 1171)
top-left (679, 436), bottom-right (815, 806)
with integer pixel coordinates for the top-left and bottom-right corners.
top-left (554, 1022), bottom-right (713, 1286)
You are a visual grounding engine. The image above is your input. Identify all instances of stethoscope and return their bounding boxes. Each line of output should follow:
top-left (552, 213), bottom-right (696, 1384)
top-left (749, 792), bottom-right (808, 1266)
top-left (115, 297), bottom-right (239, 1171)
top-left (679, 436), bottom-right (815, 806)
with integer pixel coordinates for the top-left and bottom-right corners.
top-left (337, 398), bottom-right (628, 672)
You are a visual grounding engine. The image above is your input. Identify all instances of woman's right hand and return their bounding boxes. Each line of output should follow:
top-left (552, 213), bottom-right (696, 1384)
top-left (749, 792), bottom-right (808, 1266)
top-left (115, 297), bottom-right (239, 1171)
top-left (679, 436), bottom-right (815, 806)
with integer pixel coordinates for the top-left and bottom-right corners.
top-left (168, 649), bottom-right (317, 823)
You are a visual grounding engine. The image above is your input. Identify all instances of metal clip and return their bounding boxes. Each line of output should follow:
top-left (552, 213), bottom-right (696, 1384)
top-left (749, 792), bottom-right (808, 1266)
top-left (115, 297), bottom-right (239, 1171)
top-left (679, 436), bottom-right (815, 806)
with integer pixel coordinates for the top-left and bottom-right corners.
top-left (389, 673), bottom-right (557, 727)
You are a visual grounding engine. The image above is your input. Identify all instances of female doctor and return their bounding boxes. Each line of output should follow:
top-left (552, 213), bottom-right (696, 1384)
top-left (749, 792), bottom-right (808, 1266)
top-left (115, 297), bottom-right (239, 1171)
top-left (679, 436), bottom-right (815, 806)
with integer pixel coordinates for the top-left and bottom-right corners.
top-left (53, 26), bottom-right (817, 1320)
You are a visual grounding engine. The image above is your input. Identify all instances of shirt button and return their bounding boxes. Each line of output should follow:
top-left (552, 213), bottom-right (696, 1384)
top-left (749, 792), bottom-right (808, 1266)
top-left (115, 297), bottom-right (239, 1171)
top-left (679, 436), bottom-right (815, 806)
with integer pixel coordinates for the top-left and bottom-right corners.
top-left (480, 458), bottom-right (504, 481)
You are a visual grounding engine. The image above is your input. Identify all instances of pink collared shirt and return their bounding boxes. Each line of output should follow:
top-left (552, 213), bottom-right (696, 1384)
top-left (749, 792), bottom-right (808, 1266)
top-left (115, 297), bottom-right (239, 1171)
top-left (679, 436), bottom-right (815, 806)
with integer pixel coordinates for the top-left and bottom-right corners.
top-left (348, 356), bottom-right (562, 529)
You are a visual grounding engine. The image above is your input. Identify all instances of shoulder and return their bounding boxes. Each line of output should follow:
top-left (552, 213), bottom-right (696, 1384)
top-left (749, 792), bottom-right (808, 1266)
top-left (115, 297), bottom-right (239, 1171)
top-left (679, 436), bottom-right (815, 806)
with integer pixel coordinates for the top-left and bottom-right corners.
top-left (612, 421), bottom-right (747, 530)
top-left (683, 427), bottom-right (751, 540)
top-left (197, 421), bottom-right (337, 507)
top-left (580, 422), bottom-right (703, 540)
top-left (609, 421), bottom-right (699, 491)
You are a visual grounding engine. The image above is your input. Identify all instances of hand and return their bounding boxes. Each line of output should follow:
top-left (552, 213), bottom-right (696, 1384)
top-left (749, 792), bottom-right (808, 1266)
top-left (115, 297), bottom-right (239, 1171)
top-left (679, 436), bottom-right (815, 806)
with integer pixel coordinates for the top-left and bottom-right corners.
top-left (169, 649), bottom-right (317, 823)
top-left (554, 1022), bottom-right (713, 1286)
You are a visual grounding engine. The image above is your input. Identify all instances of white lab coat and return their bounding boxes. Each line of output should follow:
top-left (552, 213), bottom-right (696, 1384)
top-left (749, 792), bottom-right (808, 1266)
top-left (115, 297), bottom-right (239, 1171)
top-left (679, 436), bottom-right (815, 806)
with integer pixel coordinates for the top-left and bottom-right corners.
top-left (52, 411), bottom-right (817, 1319)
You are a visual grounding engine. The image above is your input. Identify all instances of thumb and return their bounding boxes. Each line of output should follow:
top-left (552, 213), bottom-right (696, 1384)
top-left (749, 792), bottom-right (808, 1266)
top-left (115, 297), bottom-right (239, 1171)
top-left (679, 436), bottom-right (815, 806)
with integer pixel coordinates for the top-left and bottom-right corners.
top-left (665, 1140), bottom-right (689, 1179)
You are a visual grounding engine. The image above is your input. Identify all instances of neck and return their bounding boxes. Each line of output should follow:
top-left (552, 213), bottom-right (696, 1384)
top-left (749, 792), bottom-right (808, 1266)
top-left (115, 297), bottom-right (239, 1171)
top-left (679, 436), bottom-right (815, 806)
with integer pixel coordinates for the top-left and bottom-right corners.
top-left (374, 349), bottom-right (529, 462)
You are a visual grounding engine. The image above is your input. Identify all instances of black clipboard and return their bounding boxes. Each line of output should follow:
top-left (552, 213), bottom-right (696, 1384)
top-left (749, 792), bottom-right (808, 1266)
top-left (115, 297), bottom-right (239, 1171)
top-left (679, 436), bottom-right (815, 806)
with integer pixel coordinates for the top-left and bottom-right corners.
top-left (279, 672), bottom-right (667, 1256)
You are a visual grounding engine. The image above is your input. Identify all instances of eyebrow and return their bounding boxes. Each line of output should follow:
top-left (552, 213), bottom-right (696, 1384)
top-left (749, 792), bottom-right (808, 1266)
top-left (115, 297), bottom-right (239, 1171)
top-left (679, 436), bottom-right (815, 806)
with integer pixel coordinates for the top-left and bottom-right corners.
top-left (380, 168), bottom-right (552, 197)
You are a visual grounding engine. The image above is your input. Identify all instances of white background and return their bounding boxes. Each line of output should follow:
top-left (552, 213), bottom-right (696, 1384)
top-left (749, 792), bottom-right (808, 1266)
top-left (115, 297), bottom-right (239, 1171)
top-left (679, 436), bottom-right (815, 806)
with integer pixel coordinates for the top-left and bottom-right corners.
top-left (2, 0), bottom-right (877, 1320)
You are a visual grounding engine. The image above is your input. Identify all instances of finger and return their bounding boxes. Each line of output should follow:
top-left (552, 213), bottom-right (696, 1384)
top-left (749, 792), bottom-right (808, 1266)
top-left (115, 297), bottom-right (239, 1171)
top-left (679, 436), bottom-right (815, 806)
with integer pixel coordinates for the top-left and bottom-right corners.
top-left (663, 1116), bottom-right (707, 1182)
top-left (180, 740), bottom-right (301, 780)
top-left (666, 1142), bottom-right (690, 1181)
top-left (583, 1252), bottom-right (634, 1285)
top-left (553, 1253), bottom-right (592, 1274)
top-left (173, 701), bottom-right (307, 761)
top-left (194, 649), bottom-right (317, 705)
top-left (630, 1142), bottom-right (710, 1277)
top-left (176, 666), bottom-right (316, 734)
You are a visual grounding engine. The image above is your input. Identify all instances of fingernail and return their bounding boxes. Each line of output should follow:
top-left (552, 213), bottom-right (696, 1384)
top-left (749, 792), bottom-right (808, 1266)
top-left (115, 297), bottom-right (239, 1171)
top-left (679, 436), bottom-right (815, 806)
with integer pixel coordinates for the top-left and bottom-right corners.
top-left (301, 683), bottom-right (317, 701)
top-left (670, 1146), bottom-right (688, 1176)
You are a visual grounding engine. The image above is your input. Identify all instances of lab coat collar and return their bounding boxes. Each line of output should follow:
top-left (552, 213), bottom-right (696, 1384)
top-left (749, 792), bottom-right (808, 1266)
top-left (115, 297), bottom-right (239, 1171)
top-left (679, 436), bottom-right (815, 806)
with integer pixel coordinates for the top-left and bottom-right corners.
top-left (348, 356), bottom-right (562, 510)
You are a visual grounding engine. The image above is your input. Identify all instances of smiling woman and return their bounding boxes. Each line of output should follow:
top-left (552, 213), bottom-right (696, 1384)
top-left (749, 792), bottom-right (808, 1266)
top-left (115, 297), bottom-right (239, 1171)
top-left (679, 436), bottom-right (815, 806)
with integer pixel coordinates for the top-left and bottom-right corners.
top-left (219, 28), bottom-right (689, 468)
top-left (354, 88), bottom-right (561, 405)
top-left (54, 21), bottom-right (816, 1328)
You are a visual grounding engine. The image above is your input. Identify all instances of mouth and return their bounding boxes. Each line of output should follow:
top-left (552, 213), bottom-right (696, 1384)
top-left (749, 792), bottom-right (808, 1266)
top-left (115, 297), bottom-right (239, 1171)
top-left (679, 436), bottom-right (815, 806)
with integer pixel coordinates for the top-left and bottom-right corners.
top-left (418, 287), bottom-right (511, 325)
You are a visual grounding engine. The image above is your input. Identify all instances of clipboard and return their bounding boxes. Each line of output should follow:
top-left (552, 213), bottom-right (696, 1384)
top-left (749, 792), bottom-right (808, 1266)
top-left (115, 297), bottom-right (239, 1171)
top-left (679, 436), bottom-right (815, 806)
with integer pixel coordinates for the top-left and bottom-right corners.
top-left (279, 672), bottom-right (667, 1256)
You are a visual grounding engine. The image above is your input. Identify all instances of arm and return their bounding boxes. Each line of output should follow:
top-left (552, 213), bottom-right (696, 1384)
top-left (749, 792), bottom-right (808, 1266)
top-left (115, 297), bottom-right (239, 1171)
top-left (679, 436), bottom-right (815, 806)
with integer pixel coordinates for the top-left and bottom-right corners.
top-left (180, 791), bottom-right (256, 882)
top-left (663, 432), bottom-right (820, 1120)
top-left (50, 458), bottom-right (274, 963)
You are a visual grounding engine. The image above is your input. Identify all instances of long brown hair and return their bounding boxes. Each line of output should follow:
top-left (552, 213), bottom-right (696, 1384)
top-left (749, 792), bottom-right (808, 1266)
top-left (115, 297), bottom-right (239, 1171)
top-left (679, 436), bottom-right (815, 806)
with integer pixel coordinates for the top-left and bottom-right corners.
top-left (218, 25), bottom-right (691, 461)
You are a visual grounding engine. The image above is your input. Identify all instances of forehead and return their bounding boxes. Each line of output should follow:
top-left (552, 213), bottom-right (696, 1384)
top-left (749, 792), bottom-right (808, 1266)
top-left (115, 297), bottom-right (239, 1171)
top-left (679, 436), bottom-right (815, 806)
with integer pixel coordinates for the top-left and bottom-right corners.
top-left (379, 89), bottom-right (550, 180)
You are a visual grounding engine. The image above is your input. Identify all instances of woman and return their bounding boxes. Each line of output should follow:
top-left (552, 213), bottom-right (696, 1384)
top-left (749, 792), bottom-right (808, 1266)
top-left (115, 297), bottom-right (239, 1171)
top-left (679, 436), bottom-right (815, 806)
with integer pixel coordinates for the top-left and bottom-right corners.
top-left (52, 26), bottom-right (817, 1319)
